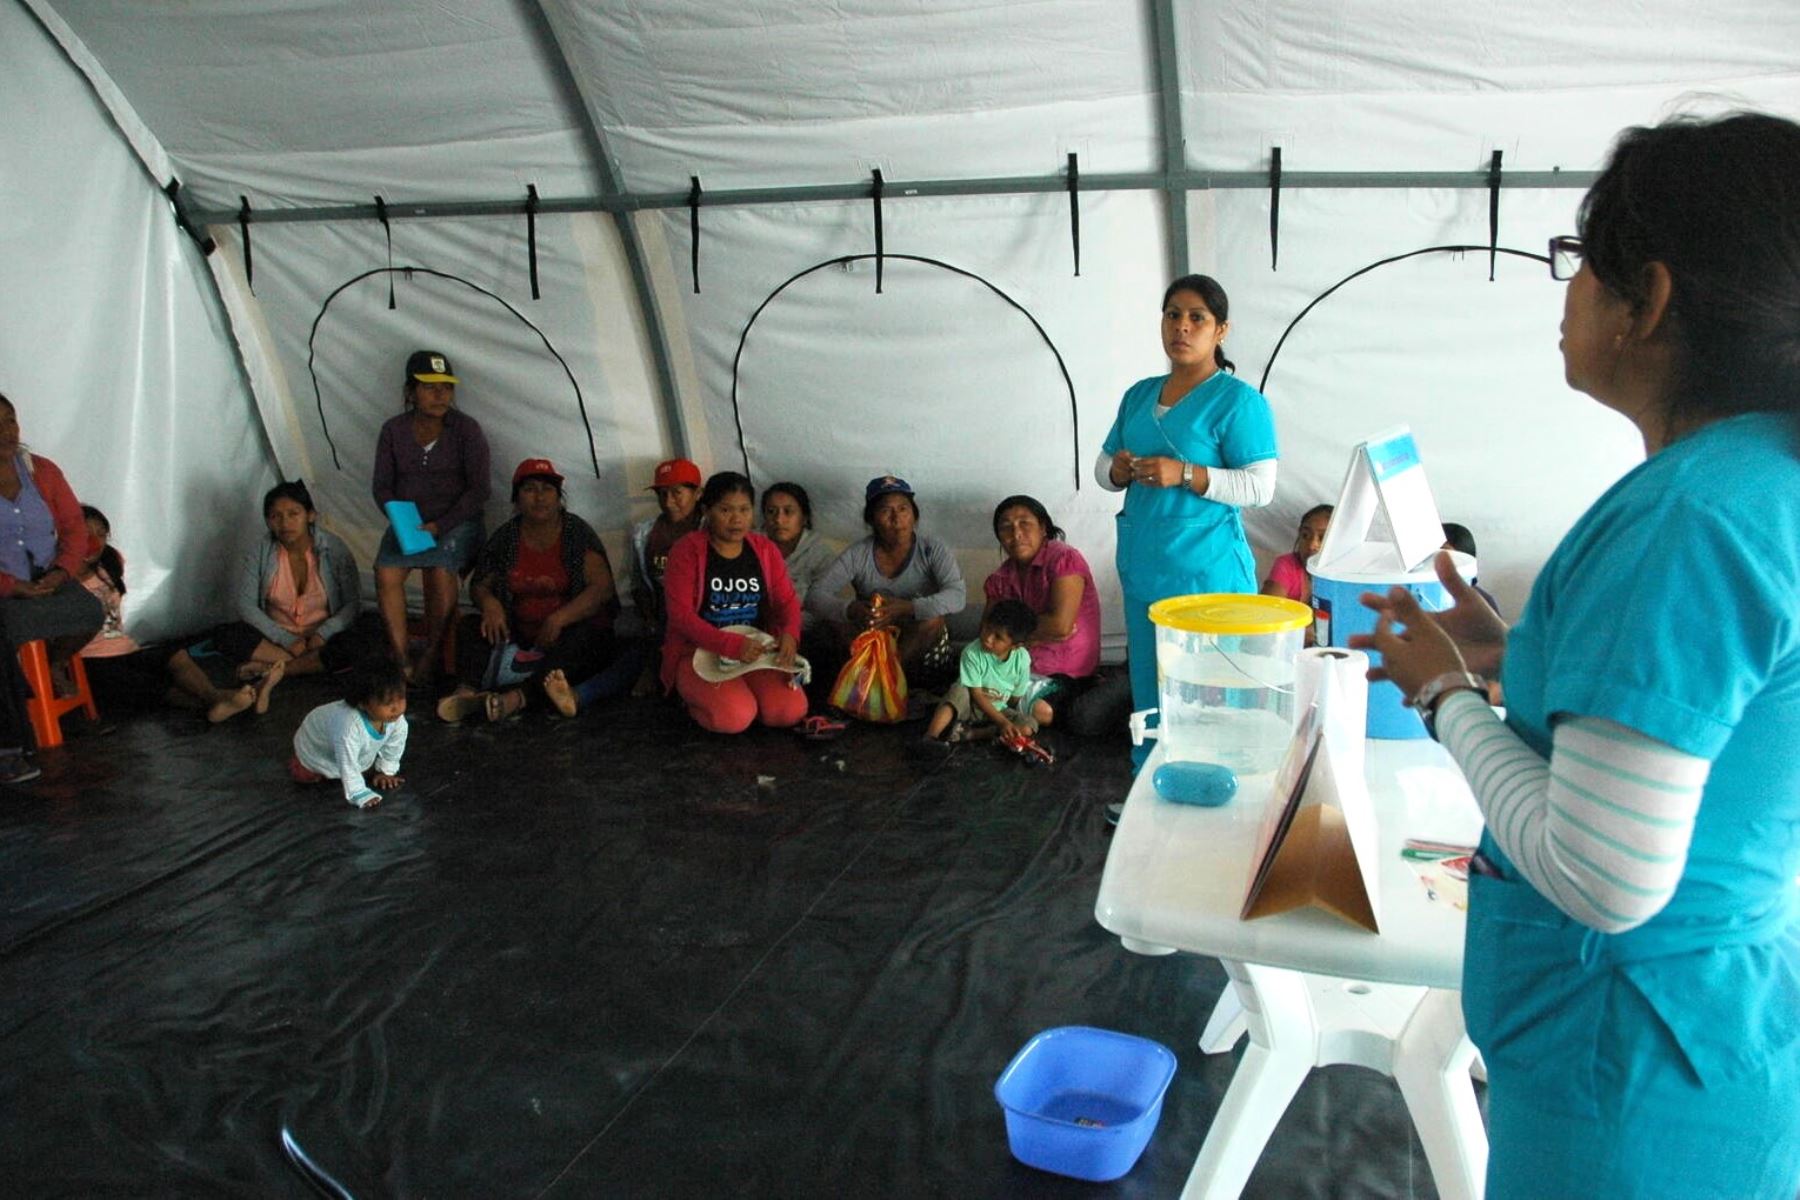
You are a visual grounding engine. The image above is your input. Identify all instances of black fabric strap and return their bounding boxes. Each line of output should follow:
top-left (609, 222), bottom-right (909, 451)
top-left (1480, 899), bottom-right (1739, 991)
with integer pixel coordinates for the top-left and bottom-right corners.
top-left (526, 184), bottom-right (541, 300)
top-left (237, 196), bottom-right (254, 293)
top-left (1067, 153), bottom-right (1081, 277)
top-left (1487, 150), bottom-right (1503, 282)
top-left (689, 176), bottom-right (703, 294)
top-left (1269, 147), bottom-right (1283, 271)
top-left (871, 169), bottom-right (885, 294)
top-left (375, 195), bottom-right (395, 309)
top-left (161, 178), bottom-right (216, 254)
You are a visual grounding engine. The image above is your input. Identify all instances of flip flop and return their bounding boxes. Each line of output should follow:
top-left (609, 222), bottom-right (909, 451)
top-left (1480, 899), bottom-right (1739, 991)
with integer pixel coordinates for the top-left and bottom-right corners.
top-left (796, 714), bottom-right (847, 741)
top-left (436, 690), bottom-right (488, 724)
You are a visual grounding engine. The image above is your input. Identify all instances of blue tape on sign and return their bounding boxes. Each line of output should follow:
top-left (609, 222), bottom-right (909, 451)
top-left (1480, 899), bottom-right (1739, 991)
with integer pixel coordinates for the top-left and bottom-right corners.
top-left (1365, 432), bottom-right (1421, 482)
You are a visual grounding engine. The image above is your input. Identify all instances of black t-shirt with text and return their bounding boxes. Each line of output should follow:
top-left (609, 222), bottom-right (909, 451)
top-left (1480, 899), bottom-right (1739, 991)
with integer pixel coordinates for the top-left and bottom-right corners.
top-left (700, 544), bottom-right (765, 629)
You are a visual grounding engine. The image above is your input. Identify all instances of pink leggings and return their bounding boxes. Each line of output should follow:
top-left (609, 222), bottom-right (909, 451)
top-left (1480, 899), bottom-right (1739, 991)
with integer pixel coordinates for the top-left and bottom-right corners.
top-left (676, 656), bottom-right (808, 733)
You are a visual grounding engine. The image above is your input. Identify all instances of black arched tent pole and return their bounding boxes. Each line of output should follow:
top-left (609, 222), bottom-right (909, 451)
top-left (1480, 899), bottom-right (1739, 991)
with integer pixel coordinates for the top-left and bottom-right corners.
top-left (305, 266), bottom-right (598, 476)
top-left (728, 253), bottom-right (1081, 488)
top-left (1258, 244), bottom-right (1552, 396)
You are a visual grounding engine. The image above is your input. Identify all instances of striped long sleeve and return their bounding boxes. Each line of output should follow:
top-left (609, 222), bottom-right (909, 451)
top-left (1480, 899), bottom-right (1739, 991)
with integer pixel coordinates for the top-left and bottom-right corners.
top-left (1433, 690), bottom-right (1711, 933)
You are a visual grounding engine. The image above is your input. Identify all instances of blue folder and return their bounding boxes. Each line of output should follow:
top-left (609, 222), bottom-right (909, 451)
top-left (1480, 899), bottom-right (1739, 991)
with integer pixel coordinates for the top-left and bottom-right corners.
top-left (383, 500), bottom-right (438, 555)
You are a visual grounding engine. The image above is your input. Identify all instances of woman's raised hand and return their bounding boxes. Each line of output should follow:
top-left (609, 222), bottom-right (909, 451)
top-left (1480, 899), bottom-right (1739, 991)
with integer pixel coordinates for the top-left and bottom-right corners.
top-left (1350, 551), bottom-right (1509, 683)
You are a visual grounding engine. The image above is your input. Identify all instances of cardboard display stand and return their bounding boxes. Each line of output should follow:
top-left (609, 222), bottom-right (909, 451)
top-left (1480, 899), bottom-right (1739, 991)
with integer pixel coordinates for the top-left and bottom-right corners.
top-left (1312, 425), bottom-right (1446, 577)
top-left (1241, 672), bottom-right (1383, 933)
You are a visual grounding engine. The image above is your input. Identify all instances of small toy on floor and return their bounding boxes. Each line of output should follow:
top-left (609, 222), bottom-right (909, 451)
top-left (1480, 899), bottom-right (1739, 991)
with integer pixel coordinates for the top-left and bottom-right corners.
top-left (998, 729), bottom-right (1055, 767)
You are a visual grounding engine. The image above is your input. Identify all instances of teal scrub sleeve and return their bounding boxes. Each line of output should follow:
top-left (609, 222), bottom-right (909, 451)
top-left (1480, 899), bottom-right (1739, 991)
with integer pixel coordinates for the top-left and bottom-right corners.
top-left (1537, 495), bottom-right (1797, 760)
top-left (1215, 381), bottom-right (1278, 467)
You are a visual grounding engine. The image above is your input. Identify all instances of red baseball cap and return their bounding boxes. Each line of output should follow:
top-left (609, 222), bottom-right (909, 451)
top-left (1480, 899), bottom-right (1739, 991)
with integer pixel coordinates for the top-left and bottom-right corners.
top-left (511, 457), bottom-right (565, 492)
top-left (650, 458), bottom-right (702, 489)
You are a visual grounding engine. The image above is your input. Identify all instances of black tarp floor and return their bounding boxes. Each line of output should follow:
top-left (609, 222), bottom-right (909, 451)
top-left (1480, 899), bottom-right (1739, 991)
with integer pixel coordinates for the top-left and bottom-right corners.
top-left (1, 672), bottom-right (1456, 1198)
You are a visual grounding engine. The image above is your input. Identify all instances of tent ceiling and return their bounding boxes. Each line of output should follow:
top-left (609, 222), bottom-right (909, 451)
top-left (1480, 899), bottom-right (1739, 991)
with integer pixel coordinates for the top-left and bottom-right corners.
top-left (39, 0), bottom-right (1800, 214)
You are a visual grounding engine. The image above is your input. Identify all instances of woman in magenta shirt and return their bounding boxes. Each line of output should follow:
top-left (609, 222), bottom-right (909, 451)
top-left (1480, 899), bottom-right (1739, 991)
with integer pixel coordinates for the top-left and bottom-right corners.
top-left (983, 495), bottom-right (1100, 725)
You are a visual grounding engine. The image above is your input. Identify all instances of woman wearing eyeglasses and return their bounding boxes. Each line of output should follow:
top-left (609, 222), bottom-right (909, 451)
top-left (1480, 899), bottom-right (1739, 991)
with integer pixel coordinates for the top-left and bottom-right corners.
top-left (1356, 113), bottom-right (1800, 1199)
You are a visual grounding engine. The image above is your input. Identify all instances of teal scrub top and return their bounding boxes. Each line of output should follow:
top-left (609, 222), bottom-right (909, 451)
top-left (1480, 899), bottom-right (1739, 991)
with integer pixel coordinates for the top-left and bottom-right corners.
top-left (1101, 372), bottom-right (1277, 601)
top-left (1476, 411), bottom-right (1800, 1092)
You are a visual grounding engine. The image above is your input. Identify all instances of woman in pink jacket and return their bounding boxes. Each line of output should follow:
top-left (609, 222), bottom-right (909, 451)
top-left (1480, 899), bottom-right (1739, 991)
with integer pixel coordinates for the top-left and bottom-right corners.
top-left (660, 472), bottom-right (807, 734)
top-left (0, 392), bottom-right (104, 781)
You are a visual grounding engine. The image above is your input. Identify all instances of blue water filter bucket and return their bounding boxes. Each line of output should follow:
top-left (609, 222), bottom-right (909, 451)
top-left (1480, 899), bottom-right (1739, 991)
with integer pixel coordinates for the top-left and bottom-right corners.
top-left (1308, 551), bottom-right (1476, 739)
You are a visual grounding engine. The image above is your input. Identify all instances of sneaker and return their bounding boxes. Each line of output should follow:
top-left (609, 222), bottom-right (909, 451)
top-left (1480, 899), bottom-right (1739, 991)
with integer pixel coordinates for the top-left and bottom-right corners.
top-left (0, 755), bottom-right (42, 785)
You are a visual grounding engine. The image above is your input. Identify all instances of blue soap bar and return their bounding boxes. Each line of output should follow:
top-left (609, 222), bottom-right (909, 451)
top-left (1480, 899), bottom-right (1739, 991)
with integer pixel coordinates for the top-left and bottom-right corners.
top-left (1153, 761), bottom-right (1238, 807)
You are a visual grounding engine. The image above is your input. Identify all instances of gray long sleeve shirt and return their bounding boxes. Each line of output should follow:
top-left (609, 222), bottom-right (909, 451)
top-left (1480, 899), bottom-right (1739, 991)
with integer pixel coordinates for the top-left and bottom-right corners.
top-left (804, 533), bottom-right (966, 625)
top-left (235, 527), bottom-right (361, 647)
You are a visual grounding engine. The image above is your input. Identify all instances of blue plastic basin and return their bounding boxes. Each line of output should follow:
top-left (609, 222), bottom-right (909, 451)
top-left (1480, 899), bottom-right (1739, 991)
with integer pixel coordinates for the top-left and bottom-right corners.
top-left (993, 1025), bottom-right (1178, 1182)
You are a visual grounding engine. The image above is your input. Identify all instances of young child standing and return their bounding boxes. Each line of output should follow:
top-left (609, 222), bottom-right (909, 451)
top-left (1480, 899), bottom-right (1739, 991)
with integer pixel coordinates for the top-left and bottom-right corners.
top-left (289, 660), bottom-right (409, 809)
top-left (922, 599), bottom-right (1045, 748)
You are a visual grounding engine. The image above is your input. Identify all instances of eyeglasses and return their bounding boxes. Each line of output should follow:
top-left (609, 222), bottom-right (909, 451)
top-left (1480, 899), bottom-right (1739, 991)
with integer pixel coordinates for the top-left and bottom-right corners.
top-left (1548, 235), bottom-right (1584, 281)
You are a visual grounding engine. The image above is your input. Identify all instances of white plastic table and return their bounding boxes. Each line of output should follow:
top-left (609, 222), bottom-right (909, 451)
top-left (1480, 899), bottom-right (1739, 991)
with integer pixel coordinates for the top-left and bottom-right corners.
top-left (1094, 739), bottom-right (1487, 1200)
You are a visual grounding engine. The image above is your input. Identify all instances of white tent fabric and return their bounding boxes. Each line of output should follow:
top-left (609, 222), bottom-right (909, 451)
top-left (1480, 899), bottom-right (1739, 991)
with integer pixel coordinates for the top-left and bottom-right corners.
top-left (4, 1), bottom-right (1799, 651)
top-left (0, 0), bottom-right (275, 641)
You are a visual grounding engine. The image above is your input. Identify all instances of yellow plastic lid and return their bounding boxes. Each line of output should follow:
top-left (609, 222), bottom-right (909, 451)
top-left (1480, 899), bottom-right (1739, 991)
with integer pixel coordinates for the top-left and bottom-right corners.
top-left (1148, 593), bottom-right (1312, 636)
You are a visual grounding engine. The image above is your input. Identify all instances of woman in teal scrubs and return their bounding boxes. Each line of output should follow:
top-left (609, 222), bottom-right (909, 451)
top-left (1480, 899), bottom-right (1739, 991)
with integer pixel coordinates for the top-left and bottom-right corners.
top-left (1358, 113), bottom-right (1800, 1198)
top-left (1100, 275), bottom-right (1278, 766)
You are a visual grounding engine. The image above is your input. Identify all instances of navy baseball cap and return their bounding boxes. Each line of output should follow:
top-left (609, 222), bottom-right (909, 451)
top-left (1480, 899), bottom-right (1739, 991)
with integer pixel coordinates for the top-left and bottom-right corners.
top-left (864, 475), bottom-right (914, 501)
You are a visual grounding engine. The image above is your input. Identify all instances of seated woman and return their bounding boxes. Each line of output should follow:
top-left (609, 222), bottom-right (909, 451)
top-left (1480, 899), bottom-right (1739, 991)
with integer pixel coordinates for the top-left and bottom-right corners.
top-left (194, 479), bottom-right (368, 710)
top-left (76, 505), bottom-right (268, 723)
top-left (805, 475), bottom-right (966, 686)
top-left (437, 458), bottom-right (619, 722)
top-left (661, 472), bottom-right (807, 734)
top-left (983, 495), bottom-right (1102, 725)
top-left (0, 391), bottom-right (104, 780)
top-left (759, 481), bottom-right (837, 624)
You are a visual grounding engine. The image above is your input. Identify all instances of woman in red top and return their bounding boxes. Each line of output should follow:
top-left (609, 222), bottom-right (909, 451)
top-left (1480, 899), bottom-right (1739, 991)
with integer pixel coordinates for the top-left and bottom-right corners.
top-left (661, 472), bottom-right (807, 734)
top-left (436, 459), bottom-right (619, 723)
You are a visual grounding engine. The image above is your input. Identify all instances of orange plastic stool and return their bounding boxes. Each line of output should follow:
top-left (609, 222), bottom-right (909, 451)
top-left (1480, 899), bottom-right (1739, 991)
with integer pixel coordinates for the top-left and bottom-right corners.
top-left (17, 640), bottom-right (99, 749)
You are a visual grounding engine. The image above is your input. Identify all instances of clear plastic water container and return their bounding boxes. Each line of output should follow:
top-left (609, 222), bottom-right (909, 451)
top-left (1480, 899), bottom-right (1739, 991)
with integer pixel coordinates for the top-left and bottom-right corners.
top-left (1148, 593), bottom-right (1312, 775)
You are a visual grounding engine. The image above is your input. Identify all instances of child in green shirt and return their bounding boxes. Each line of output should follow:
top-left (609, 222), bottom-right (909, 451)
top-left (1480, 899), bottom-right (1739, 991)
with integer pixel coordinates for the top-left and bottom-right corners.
top-left (922, 599), bottom-right (1047, 747)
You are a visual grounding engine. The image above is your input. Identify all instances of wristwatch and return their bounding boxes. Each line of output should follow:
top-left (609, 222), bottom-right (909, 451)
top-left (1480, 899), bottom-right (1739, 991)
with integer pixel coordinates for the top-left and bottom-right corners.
top-left (1180, 461), bottom-right (1194, 489)
top-left (1409, 671), bottom-right (1486, 740)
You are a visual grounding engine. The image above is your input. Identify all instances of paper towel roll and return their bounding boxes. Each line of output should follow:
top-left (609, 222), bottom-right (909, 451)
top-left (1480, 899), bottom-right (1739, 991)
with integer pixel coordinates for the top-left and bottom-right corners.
top-left (1295, 647), bottom-right (1369, 779)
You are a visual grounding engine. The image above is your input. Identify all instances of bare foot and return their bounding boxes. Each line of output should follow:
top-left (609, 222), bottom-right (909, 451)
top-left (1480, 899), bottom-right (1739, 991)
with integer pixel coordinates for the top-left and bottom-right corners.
top-left (484, 689), bottom-right (526, 723)
top-left (253, 659), bottom-right (287, 714)
top-left (236, 661), bottom-right (271, 683)
top-left (542, 669), bottom-right (577, 718)
top-left (206, 684), bottom-right (256, 724)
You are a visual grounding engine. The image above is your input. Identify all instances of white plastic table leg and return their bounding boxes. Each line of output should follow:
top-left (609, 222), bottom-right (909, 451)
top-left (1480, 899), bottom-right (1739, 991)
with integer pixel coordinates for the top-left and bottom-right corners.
top-left (1391, 988), bottom-right (1486, 1200)
top-left (1198, 984), bottom-right (1247, 1054)
top-left (1180, 961), bottom-right (1315, 1200)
